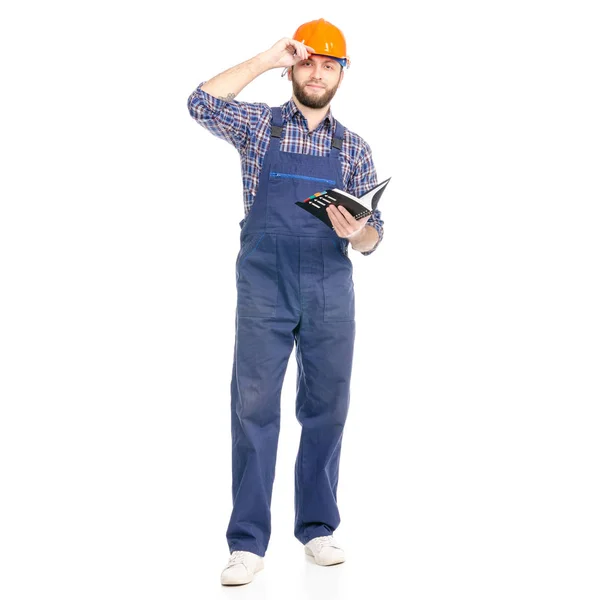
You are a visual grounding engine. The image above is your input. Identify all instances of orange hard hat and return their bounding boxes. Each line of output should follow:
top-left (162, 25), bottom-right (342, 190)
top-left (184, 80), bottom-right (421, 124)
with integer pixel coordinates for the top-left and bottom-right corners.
top-left (292, 18), bottom-right (350, 69)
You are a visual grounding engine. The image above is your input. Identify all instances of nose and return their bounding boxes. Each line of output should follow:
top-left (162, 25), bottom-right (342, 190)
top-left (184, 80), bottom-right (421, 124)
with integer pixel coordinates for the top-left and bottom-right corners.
top-left (311, 63), bottom-right (328, 78)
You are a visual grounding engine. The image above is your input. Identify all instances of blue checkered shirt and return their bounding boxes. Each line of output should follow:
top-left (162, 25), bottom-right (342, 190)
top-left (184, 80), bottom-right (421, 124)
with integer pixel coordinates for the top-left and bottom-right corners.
top-left (187, 82), bottom-right (384, 255)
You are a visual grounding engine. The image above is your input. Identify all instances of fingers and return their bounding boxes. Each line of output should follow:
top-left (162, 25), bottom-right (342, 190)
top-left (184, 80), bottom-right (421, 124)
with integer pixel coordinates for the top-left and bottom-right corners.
top-left (327, 205), bottom-right (352, 237)
top-left (293, 40), bottom-right (310, 59)
top-left (286, 40), bottom-right (312, 60)
top-left (342, 207), bottom-right (370, 227)
top-left (328, 206), bottom-right (367, 238)
top-left (336, 206), bottom-right (358, 226)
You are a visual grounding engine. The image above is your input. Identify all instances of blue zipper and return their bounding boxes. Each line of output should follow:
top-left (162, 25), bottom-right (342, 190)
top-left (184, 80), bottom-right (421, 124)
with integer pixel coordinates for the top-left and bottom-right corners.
top-left (270, 172), bottom-right (336, 186)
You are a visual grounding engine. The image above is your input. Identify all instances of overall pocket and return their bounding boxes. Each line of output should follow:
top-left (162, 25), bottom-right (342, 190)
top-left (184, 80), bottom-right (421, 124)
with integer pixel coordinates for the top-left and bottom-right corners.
top-left (322, 239), bottom-right (355, 322)
top-left (336, 239), bottom-right (352, 264)
top-left (236, 233), bottom-right (279, 318)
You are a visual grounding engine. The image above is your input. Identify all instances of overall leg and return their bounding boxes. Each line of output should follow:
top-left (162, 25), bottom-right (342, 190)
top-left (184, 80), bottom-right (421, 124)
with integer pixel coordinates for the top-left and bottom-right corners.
top-left (293, 317), bottom-right (356, 544)
top-left (226, 316), bottom-right (296, 556)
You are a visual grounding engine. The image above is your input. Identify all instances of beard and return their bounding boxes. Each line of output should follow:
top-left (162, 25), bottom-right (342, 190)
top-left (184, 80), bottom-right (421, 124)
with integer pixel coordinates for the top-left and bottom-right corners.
top-left (292, 71), bottom-right (341, 109)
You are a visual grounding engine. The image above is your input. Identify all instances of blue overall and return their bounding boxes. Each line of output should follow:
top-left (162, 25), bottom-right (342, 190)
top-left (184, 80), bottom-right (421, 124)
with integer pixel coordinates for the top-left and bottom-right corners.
top-left (226, 107), bottom-right (355, 557)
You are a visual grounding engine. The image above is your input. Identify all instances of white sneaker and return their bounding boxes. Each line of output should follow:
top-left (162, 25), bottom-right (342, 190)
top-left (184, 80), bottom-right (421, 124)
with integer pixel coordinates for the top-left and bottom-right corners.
top-left (304, 535), bottom-right (346, 566)
top-left (220, 550), bottom-right (264, 586)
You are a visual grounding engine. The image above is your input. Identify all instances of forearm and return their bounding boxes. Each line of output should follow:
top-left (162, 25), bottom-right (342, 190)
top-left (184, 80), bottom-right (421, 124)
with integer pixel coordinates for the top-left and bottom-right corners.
top-left (349, 225), bottom-right (379, 253)
top-left (200, 52), bottom-right (276, 100)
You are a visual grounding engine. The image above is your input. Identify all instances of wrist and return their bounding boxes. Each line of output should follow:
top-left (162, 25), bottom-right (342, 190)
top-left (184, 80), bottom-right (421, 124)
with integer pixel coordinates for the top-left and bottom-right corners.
top-left (348, 226), bottom-right (367, 245)
top-left (349, 225), bottom-right (378, 253)
top-left (254, 52), bottom-right (278, 71)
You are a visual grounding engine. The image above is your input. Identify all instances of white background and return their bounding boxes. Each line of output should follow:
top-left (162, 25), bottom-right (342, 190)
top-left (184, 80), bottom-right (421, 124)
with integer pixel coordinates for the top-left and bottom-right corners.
top-left (1, 1), bottom-right (599, 598)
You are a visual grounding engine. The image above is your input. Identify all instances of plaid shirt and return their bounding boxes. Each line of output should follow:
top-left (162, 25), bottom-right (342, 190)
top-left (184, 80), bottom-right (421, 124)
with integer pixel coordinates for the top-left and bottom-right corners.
top-left (187, 82), bottom-right (384, 256)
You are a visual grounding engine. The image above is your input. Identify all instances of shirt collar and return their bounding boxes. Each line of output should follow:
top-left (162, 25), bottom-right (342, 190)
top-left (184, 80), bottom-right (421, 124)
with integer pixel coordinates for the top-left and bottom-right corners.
top-left (281, 98), bottom-right (335, 132)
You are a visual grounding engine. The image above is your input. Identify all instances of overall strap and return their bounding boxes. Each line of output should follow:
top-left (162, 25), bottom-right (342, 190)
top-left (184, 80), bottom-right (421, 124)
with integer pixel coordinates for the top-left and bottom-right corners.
top-left (330, 119), bottom-right (345, 158)
top-left (269, 107), bottom-right (285, 152)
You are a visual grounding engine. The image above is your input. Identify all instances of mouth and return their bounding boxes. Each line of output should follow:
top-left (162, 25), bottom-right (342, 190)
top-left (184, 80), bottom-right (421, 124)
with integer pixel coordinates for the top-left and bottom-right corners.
top-left (306, 84), bottom-right (325, 90)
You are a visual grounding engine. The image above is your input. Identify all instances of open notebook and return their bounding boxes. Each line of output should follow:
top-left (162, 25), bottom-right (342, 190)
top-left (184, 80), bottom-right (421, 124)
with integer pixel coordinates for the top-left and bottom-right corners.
top-left (295, 177), bottom-right (391, 230)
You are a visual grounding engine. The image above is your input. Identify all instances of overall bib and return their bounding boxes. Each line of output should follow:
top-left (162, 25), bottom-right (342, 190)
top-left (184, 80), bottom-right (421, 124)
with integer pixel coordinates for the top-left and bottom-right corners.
top-left (226, 107), bottom-right (356, 557)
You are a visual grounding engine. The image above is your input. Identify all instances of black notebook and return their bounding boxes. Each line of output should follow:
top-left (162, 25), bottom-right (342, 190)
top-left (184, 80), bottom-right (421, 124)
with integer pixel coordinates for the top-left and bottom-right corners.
top-left (295, 177), bottom-right (391, 230)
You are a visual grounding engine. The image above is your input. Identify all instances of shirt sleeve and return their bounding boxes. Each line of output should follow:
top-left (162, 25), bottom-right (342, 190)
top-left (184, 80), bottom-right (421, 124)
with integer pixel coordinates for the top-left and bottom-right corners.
top-left (187, 81), bottom-right (268, 154)
top-left (346, 139), bottom-right (384, 256)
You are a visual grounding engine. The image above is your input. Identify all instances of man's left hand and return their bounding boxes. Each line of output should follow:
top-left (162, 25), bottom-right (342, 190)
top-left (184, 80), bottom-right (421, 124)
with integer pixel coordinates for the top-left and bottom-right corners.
top-left (326, 205), bottom-right (370, 240)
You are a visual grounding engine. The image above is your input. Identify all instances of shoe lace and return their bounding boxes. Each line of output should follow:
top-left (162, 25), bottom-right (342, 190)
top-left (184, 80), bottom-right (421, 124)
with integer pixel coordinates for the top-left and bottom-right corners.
top-left (228, 551), bottom-right (248, 566)
top-left (312, 535), bottom-right (337, 550)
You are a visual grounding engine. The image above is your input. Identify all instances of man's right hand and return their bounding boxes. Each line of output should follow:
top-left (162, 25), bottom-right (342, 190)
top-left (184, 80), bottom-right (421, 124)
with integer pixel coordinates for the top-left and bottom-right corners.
top-left (195, 38), bottom-right (316, 110)
top-left (261, 38), bottom-right (316, 69)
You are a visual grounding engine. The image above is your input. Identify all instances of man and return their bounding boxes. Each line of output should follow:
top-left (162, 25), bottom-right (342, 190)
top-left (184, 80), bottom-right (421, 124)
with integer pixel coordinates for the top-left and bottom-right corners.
top-left (187, 18), bottom-right (384, 586)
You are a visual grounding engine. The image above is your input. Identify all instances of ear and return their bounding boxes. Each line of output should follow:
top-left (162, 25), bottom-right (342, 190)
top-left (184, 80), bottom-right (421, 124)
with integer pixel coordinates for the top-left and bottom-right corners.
top-left (287, 67), bottom-right (292, 82)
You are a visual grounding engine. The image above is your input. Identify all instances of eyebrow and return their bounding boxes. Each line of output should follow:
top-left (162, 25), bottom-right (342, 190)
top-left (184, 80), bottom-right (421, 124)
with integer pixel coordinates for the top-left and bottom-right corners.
top-left (304, 58), bottom-right (337, 65)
